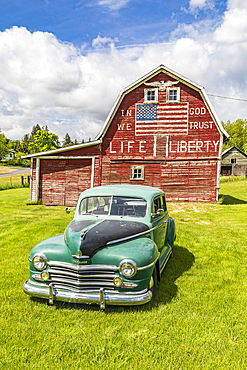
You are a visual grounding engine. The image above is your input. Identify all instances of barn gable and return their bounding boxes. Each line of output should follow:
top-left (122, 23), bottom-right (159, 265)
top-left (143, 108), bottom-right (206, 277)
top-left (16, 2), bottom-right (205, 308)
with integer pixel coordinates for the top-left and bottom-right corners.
top-left (24, 65), bottom-right (229, 205)
top-left (96, 64), bottom-right (228, 143)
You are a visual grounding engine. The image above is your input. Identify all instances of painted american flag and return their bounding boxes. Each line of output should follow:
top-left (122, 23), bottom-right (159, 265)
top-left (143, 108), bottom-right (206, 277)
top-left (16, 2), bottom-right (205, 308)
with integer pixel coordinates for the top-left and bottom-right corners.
top-left (135, 102), bottom-right (189, 136)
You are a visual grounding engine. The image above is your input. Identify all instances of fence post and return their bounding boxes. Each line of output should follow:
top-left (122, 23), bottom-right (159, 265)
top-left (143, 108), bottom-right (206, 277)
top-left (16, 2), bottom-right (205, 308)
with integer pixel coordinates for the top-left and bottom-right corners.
top-left (21, 176), bottom-right (24, 185)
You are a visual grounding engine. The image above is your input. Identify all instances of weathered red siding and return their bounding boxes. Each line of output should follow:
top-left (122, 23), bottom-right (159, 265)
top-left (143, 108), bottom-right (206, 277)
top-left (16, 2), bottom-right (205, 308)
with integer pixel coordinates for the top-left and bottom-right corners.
top-left (28, 66), bottom-right (225, 205)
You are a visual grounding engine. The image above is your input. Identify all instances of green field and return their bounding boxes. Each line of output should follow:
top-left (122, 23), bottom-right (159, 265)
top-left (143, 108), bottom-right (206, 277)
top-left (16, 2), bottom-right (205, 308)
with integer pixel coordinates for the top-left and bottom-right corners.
top-left (0, 181), bottom-right (247, 369)
top-left (0, 175), bottom-right (30, 190)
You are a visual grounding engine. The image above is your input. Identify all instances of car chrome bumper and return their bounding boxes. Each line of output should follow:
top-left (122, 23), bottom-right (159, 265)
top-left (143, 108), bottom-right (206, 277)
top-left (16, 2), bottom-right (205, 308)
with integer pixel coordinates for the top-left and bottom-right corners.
top-left (23, 280), bottom-right (152, 309)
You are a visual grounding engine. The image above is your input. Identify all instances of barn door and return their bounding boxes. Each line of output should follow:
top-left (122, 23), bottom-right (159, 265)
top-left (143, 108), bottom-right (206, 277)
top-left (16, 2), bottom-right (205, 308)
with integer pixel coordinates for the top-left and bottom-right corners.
top-left (40, 158), bottom-right (93, 206)
top-left (41, 159), bottom-right (67, 206)
top-left (64, 159), bottom-right (92, 206)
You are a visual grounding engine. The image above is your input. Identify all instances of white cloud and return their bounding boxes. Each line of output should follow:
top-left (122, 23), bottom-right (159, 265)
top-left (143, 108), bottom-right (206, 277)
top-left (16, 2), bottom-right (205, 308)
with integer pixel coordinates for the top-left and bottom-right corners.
top-left (189, 0), bottom-right (208, 8)
top-left (97, 0), bottom-right (131, 11)
top-left (1, 0), bottom-right (247, 142)
top-left (92, 35), bottom-right (119, 48)
top-left (214, 7), bottom-right (247, 43)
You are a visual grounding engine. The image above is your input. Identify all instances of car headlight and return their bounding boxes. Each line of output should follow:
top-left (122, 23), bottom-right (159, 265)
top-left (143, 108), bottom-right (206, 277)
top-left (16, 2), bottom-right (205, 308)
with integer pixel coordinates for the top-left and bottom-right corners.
top-left (32, 253), bottom-right (47, 271)
top-left (119, 259), bottom-right (137, 278)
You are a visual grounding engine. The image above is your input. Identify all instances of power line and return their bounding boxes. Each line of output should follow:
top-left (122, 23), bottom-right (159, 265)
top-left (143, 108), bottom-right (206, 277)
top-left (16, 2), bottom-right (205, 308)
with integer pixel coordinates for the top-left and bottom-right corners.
top-left (208, 94), bottom-right (247, 102)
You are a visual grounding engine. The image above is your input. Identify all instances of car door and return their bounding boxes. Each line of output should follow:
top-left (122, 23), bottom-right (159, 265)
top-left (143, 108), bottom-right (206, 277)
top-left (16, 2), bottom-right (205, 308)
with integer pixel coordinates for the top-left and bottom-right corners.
top-left (151, 195), bottom-right (170, 270)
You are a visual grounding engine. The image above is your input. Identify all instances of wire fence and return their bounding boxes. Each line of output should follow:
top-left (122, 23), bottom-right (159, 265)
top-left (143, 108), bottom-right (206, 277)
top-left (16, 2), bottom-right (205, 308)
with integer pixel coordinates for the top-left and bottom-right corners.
top-left (0, 175), bottom-right (30, 190)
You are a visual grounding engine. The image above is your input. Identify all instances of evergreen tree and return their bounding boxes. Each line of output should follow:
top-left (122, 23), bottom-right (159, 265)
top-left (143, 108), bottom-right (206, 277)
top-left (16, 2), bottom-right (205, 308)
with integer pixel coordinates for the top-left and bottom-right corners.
top-left (21, 134), bottom-right (30, 153)
top-left (29, 124), bottom-right (42, 142)
top-left (63, 133), bottom-right (72, 147)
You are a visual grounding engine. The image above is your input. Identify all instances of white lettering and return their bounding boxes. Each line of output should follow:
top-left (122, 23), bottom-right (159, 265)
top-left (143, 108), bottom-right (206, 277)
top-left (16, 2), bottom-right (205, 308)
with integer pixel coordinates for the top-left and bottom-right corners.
top-left (127, 110), bottom-right (132, 117)
top-left (118, 123), bottom-right (125, 130)
top-left (196, 141), bottom-right (203, 152)
top-left (121, 141), bottom-right (124, 153)
top-left (128, 141), bottom-right (135, 152)
top-left (109, 142), bottom-right (116, 153)
top-left (126, 124), bottom-right (131, 130)
top-left (180, 141), bottom-right (187, 152)
top-left (190, 107), bottom-right (207, 116)
top-left (169, 140), bottom-right (176, 153)
top-left (213, 140), bottom-right (220, 152)
top-left (168, 140), bottom-right (220, 154)
top-left (189, 121), bottom-right (214, 130)
top-left (205, 141), bottom-right (211, 152)
top-left (121, 110), bottom-right (125, 117)
top-left (188, 141), bottom-right (195, 152)
top-left (139, 141), bottom-right (146, 153)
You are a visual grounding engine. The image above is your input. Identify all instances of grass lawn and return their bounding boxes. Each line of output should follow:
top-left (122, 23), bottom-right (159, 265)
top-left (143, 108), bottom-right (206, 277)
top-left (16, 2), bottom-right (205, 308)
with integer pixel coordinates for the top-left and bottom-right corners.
top-left (0, 182), bottom-right (247, 369)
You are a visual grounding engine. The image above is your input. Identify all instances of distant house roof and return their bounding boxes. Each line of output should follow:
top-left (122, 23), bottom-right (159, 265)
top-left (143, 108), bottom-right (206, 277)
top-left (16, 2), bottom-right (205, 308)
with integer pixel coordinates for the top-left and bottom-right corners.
top-left (222, 146), bottom-right (247, 159)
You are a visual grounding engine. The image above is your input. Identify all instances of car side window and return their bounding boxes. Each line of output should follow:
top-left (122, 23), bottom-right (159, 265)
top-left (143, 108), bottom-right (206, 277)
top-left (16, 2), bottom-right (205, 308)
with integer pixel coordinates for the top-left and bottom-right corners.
top-left (152, 197), bottom-right (162, 220)
top-left (162, 195), bottom-right (167, 212)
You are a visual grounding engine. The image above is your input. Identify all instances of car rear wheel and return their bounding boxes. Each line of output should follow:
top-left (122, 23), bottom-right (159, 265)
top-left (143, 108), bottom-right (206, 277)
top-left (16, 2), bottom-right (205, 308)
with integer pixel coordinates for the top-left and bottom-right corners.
top-left (149, 266), bottom-right (157, 301)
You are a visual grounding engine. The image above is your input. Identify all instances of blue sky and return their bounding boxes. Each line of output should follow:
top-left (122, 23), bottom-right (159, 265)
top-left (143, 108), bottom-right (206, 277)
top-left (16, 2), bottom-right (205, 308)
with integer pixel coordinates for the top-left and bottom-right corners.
top-left (0, 0), bottom-right (227, 48)
top-left (0, 0), bottom-right (246, 142)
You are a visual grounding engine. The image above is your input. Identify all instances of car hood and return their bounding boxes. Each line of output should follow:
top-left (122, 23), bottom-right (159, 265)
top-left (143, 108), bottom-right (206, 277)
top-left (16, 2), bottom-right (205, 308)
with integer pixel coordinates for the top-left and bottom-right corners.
top-left (64, 219), bottom-right (150, 257)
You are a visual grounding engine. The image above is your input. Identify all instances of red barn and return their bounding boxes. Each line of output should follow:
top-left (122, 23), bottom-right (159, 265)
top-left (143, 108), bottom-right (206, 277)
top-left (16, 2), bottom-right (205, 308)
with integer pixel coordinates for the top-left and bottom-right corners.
top-left (24, 65), bottom-right (229, 205)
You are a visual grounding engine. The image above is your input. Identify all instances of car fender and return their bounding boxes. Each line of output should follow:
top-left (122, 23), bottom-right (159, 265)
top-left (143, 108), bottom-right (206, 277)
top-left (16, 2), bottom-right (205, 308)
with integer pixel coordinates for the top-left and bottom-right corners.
top-left (29, 234), bottom-right (72, 264)
top-left (165, 216), bottom-right (176, 248)
top-left (92, 236), bottom-right (159, 274)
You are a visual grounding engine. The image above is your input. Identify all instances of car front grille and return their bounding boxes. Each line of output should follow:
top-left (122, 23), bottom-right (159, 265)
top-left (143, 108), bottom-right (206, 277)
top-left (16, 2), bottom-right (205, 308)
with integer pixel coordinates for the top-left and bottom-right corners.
top-left (48, 261), bottom-right (119, 292)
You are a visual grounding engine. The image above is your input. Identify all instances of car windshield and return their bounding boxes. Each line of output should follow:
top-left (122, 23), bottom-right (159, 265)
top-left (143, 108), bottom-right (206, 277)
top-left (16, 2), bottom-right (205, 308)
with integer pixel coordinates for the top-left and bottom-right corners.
top-left (79, 196), bottom-right (147, 218)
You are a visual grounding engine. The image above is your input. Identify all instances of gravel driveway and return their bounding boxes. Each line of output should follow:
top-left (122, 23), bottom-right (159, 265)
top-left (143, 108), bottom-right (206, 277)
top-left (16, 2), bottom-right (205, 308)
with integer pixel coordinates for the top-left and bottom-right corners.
top-left (0, 167), bottom-right (30, 177)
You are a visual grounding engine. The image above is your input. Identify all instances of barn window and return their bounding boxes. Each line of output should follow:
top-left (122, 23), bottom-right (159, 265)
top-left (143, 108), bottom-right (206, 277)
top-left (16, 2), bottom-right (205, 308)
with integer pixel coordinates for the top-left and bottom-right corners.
top-left (144, 88), bottom-right (158, 103)
top-left (167, 87), bottom-right (180, 103)
top-left (231, 158), bottom-right (236, 164)
top-left (131, 166), bottom-right (144, 180)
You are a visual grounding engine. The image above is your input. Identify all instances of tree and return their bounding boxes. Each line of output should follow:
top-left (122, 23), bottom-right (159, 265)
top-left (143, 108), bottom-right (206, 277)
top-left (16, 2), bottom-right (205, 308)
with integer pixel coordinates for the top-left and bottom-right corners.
top-left (29, 124), bottom-right (42, 142)
top-left (63, 133), bottom-right (73, 147)
top-left (28, 130), bottom-right (60, 153)
top-left (20, 134), bottom-right (30, 154)
top-left (223, 119), bottom-right (247, 152)
top-left (0, 130), bottom-right (8, 159)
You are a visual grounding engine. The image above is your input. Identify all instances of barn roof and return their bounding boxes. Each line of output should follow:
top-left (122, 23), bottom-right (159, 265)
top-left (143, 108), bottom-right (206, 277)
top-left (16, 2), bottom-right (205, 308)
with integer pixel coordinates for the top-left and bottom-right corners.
top-left (96, 64), bottom-right (229, 141)
top-left (22, 64), bottom-right (229, 159)
top-left (22, 139), bottom-right (101, 159)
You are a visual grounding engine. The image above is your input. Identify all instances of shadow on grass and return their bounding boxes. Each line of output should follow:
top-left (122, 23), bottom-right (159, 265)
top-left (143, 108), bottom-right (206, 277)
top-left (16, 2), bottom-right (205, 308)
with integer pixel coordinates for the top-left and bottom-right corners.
top-left (218, 194), bottom-right (247, 205)
top-left (152, 245), bottom-right (194, 308)
top-left (30, 245), bottom-right (194, 312)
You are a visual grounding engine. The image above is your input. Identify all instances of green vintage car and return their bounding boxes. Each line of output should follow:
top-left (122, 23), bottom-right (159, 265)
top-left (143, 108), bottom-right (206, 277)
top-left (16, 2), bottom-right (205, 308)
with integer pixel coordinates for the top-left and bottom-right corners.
top-left (23, 185), bottom-right (176, 309)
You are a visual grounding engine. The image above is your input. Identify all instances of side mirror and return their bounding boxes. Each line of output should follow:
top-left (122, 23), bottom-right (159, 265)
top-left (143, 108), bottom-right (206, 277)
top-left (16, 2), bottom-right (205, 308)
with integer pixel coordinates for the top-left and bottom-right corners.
top-left (157, 208), bottom-right (165, 216)
top-left (65, 207), bottom-right (74, 214)
top-left (151, 208), bottom-right (165, 219)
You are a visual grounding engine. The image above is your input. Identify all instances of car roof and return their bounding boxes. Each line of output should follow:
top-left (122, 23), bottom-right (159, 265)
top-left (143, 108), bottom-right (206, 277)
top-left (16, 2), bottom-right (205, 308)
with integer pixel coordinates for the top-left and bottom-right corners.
top-left (79, 185), bottom-right (164, 201)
